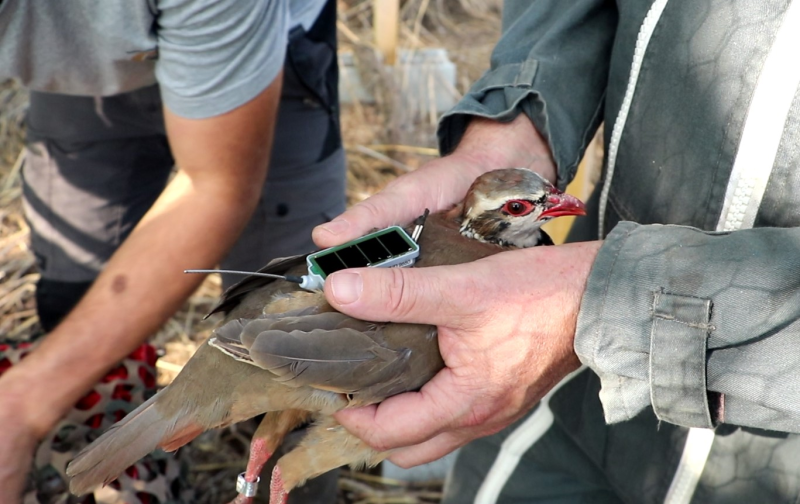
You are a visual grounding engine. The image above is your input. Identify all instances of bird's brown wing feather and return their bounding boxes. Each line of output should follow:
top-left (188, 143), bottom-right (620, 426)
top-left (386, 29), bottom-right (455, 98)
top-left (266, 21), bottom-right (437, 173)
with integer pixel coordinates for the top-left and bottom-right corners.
top-left (212, 312), bottom-right (412, 394)
top-left (246, 327), bottom-right (410, 392)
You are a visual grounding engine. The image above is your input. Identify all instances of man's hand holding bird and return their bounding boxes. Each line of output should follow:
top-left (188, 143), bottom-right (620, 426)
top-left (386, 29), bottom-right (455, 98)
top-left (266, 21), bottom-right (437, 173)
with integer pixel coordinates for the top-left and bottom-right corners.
top-left (325, 241), bottom-right (599, 468)
top-left (318, 115), bottom-right (601, 467)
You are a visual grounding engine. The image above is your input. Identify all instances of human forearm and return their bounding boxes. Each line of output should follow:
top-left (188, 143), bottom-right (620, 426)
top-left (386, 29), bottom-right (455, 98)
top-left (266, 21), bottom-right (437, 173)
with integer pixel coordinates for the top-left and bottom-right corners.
top-left (4, 177), bottom-right (255, 435)
top-left (2, 74), bottom-right (283, 438)
top-left (438, 0), bottom-right (616, 182)
top-left (454, 115), bottom-right (556, 183)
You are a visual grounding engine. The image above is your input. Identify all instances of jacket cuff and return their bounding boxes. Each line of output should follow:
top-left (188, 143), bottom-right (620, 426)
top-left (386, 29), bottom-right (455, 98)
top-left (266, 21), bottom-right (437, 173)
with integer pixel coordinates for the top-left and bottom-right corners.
top-left (435, 0), bottom-right (615, 189)
top-left (575, 222), bottom-right (716, 428)
top-left (437, 60), bottom-right (540, 155)
top-left (436, 59), bottom-right (600, 191)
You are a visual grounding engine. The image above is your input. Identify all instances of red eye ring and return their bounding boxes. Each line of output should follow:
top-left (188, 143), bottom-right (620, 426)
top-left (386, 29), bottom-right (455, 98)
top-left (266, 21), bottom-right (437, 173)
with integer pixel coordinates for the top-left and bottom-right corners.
top-left (501, 199), bottom-right (535, 216)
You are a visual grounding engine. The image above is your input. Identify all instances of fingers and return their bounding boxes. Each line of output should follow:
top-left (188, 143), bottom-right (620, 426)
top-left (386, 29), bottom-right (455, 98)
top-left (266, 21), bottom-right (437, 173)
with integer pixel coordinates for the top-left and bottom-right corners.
top-left (386, 432), bottom-right (466, 468)
top-left (323, 247), bottom-right (543, 327)
top-left (324, 263), bottom-right (485, 328)
top-left (334, 370), bottom-right (470, 451)
top-left (334, 369), bottom-right (508, 468)
top-left (313, 116), bottom-right (558, 250)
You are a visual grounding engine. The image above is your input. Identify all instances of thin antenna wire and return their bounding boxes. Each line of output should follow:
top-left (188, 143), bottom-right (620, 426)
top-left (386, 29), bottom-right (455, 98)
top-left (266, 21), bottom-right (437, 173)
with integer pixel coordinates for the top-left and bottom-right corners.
top-left (184, 269), bottom-right (303, 284)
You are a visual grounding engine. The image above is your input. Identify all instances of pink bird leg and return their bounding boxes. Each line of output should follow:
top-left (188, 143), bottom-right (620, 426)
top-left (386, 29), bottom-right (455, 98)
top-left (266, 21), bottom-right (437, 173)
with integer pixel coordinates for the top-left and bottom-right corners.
top-left (269, 466), bottom-right (289, 504)
top-left (227, 437), bottom-right (272, 504)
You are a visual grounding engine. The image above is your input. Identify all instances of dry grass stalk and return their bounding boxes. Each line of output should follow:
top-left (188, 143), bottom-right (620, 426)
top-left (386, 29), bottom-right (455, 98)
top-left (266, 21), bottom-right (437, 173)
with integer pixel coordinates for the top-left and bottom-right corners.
top-left (338, 469), bottom-right (444, 504)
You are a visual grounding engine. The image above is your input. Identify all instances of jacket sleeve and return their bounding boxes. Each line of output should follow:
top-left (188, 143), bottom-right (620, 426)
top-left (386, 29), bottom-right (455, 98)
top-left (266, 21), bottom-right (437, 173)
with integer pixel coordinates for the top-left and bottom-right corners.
top-left (437, 0), bottom-right (617, 189)
top-left (575, 221), bottom-right (800, 432)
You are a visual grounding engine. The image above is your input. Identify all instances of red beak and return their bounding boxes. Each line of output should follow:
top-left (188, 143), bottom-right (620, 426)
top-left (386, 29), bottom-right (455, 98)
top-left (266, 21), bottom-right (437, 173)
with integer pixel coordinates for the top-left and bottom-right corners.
top-left (539, 190), bottom-right (587, 219)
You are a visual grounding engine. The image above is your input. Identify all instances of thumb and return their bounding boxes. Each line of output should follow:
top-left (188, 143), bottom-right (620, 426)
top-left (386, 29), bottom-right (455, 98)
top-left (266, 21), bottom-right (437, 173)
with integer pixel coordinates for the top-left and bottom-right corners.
top-left (324, 265), bottom-right (477, 328)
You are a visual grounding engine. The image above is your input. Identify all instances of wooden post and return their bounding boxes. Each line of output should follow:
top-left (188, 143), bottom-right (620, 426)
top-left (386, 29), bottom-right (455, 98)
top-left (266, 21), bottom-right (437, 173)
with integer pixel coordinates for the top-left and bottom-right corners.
top-left (374, 0), bottom-right (400, 65)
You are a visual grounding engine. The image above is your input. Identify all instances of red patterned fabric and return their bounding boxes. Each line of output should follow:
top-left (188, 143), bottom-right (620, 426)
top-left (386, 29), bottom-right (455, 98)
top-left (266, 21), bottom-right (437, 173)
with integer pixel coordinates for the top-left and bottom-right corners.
top-left (0, 340), bottom-right (190, 504)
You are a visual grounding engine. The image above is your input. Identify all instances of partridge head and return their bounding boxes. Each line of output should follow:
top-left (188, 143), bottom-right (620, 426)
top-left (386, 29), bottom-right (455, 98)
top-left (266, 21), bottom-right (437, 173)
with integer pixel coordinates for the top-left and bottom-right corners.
top-left (456, 168), bottom-right (585, 247)
top-left (66, 168), bottom-right (585, 503)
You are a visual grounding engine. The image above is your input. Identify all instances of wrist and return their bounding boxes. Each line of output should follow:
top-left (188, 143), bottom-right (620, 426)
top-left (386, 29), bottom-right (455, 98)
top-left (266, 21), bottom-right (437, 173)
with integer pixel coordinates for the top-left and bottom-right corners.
top-left (454, 115), bottom-right (557, 183)
top-left (523, 239), bottom-right (601, 338)
top-left (0, 323), bottom-right (116, 439)
top-left (0, 362), bottom-right (60, 440)
top-left (563, 240), bottom-right (602, 332)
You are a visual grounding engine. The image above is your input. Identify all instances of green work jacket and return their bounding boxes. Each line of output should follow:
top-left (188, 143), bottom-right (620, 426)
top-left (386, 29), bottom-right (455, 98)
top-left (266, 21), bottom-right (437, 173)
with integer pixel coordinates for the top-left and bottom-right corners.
top-left (439, 0), bottom-right (800, 500)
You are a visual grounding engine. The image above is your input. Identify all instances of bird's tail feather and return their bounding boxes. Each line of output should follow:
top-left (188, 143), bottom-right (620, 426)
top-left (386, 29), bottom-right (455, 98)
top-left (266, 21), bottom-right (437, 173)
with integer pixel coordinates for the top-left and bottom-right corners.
top-left (66, 394), bottom-right (201, 496)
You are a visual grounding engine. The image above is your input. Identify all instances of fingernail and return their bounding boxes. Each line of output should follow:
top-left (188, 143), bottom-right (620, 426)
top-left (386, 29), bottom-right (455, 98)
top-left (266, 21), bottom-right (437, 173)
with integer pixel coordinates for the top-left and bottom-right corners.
top-left (319, 218), bottom-right (350, 236)
top-left (330, 272), bottom-right (362, 305)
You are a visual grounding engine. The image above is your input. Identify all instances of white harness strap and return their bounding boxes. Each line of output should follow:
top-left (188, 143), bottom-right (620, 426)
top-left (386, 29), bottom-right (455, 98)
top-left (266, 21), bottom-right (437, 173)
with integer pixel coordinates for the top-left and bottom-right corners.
top-left (663, 428), bottom-right (716, 504)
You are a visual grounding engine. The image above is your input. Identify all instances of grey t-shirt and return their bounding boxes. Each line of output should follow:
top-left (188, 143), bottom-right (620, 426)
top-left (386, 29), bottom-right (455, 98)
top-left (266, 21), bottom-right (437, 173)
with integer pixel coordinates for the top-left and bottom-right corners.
top-left (0, 0), bottom-right (326, 119)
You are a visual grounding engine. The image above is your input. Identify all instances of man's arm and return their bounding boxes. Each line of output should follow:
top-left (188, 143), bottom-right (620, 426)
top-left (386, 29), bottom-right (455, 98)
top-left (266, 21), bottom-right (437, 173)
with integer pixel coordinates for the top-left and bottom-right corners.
top-left (0, 73), bottom-right (283, 501)
top-left (314, 0), bottom-right (617, 247)
top-left (313, 113), bottom-right (599, 466)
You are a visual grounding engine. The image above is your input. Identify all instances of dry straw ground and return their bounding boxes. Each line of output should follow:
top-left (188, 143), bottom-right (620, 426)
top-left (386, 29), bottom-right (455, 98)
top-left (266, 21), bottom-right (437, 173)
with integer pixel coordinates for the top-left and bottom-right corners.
top-left (0, 1), bottom-right (501, 502)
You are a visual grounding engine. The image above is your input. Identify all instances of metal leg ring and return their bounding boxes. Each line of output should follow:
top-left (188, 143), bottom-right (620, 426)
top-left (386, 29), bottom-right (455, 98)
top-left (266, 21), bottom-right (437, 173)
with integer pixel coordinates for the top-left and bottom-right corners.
top-left (236, 472), bottom-right (260, 498)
